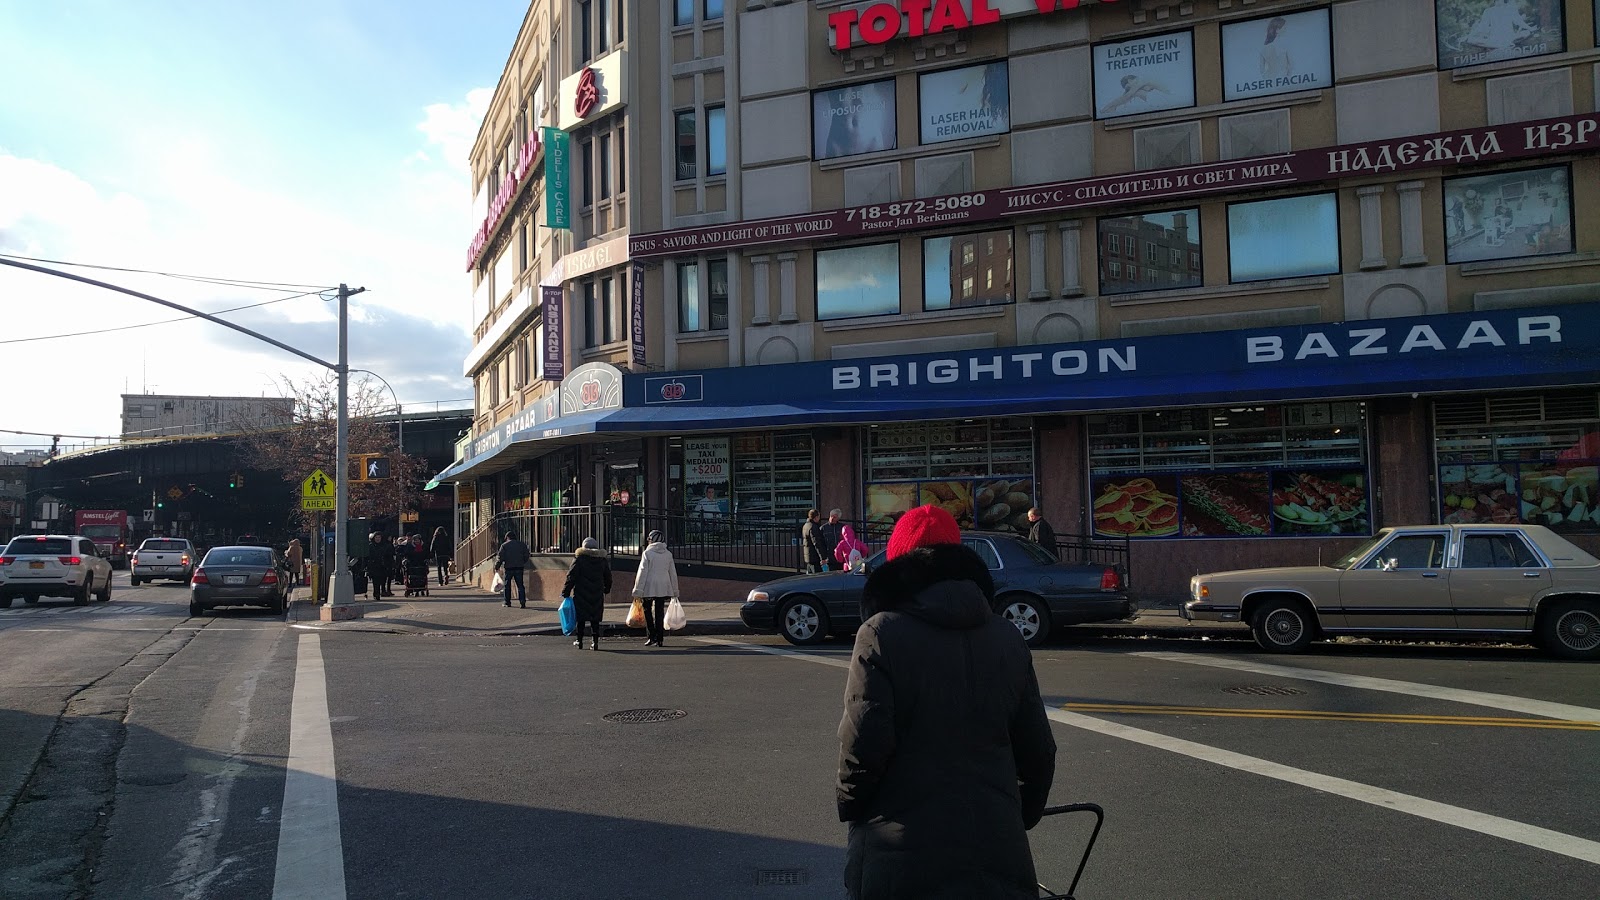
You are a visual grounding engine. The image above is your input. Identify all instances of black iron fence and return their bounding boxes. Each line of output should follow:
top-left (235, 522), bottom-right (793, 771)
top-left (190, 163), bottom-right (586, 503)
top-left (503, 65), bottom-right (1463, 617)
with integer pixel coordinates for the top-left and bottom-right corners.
top-left (459, 505), bottom-right (1130, 585)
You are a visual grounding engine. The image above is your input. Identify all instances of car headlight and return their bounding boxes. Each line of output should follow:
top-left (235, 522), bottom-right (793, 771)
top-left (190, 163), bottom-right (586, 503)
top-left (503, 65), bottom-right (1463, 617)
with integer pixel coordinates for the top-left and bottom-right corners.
top-left (746, 590), bottom-right (770, 603)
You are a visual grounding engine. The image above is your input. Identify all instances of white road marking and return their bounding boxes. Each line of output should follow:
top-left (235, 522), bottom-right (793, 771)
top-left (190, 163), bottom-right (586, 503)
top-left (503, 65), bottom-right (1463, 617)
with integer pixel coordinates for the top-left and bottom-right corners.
top-left (696, 637), bottom-right (1600, 867)
top-left (1132, 651), bottom-right (1600, 722)
top-left (272, 634), bottom-right (346, 900)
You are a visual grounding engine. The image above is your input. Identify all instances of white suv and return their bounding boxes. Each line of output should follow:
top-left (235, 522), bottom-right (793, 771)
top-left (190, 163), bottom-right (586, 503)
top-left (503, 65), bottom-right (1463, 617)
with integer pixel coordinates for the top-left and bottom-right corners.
top-left (0, 534), bottom-right (115, 607)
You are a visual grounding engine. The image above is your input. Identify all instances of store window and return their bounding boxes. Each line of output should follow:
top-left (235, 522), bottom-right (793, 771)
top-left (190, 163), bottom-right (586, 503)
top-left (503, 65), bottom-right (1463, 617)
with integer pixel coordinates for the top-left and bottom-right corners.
top-left (578, 0), bottom-right (613, 63)
top-left (580, 137), bottom-right (594, 206)
top-left (812, 79), bottom-right (897, 160)
top-left (1098, 209), bottom-right (1201, 295)
top-left (865, 419), bottom-right (1035, 535)
top-left (598, 133), bottom-right (611, 200)
top-left (919, 61), bottom-right (1010, 145)
top-left (708, 258), bottom-right (729, 329)
top-left (677, 262), bottom-right (700, 332)
top-left (1434, 390), bottom-right (1600, 534)
top-left (1087, 403), bottom-right (1370, 539)
top-left (1227, 193), bottom-right (1339, 282)
top-left (1436, 0), bottom-right (1563, 70)
top-left (731, 433), bottom-right (816, 521)
top-left (924, 228), bottom-right (1013, 310)
top-left (505, 469), bottom-right (534, 513)
top-left (1444, 165), bottom-right (1571, 264)
top-left (673, 0), bottom-right (693, 26)
top-left (675, 110), bottom-right (696, 179)
top-left (817, 243), bottom-right (900, 320)
top-left (582, 277), bottom-right (617, 348)
top-left (705, 0), bottom-right (724, 21)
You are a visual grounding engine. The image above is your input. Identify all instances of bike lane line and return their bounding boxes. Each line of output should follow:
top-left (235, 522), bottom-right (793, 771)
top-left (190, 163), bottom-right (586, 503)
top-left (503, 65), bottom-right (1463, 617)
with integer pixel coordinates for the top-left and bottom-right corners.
top-left (272, 633), bottom-right (347, 900)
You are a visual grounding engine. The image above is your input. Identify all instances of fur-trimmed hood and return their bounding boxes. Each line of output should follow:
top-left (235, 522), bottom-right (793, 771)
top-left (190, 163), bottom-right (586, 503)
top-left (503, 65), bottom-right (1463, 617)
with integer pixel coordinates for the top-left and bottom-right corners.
top-left (575, 546), bottom-right (607, 558)
top-left (861, 543), bottom-right (995, 628)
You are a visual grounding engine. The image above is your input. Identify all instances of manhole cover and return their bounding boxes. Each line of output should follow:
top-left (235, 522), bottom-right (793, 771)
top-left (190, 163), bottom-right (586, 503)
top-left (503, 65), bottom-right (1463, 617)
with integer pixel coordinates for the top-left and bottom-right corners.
top-left (755, 869), bottom-right (809, 887)
top-left (603, 708), bottom-right (687, 724)
top-left (1224, 685), bottom-right (1305, 696)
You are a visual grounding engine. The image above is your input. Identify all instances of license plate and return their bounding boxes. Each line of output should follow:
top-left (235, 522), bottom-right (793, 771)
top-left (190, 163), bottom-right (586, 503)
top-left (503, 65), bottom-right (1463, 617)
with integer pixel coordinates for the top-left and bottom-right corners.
top-left (29, 561), bottom-right (44, 569)
top-left (153, 566), bottom-right (169, 572)
top-left (224, 575), bottom-right (246, 585)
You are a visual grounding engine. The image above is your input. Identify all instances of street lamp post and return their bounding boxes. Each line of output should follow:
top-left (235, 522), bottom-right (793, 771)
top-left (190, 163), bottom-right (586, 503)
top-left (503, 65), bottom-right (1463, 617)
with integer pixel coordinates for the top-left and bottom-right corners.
top-left (0, 258), bottom-right (367, 620)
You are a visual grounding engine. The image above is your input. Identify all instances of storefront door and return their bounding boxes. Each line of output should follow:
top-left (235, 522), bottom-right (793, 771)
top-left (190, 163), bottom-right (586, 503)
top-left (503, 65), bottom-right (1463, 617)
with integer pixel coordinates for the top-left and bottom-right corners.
top-left (597, 460), bottom-right (645, 554)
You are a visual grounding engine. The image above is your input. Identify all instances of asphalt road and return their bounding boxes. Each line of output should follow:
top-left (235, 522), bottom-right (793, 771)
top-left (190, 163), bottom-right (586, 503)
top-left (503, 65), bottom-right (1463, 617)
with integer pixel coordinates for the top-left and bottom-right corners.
top-left (2, 577), bottom-right (1597, 899)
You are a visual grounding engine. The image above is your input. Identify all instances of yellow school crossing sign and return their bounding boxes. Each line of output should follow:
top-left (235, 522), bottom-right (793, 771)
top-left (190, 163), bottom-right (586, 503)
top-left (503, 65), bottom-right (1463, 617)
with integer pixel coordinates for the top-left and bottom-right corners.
top-left (301, 468), bottom-right (336, 510)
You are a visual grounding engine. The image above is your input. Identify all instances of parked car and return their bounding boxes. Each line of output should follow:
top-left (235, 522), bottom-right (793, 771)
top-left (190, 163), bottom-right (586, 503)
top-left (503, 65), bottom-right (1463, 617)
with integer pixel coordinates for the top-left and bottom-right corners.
top-left (0, 534), bottom-right (115, 607)
top-left (130, 537), bottom-right (195, 585)
top-left (1186, 524), bottom-right (1600, 660)
top-left (740, 532), bottom-right (1133, 647)
top-left (190, 545), bottom-right (289, 616)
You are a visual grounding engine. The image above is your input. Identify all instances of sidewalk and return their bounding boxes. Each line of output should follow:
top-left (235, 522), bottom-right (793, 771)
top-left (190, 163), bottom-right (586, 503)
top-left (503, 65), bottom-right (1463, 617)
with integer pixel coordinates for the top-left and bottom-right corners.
top-left (286, 578), bottom-right (1247, 640)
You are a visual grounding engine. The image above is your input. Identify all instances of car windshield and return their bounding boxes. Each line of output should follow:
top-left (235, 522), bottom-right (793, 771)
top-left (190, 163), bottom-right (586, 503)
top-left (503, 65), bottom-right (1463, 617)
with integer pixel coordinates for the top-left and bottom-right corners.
top-left (6, 537), bottom-right (73, 555)
top-left (1013, 539), bottom-right (1059, 566)
top-left (142, 540), bottom-right (188, 551)
top-left (1330, 531), bottom-right (1390, 569)
top-left (80, 525), bottom-right (121, 539)
top-left (204, 549), bottom-right (274, 567)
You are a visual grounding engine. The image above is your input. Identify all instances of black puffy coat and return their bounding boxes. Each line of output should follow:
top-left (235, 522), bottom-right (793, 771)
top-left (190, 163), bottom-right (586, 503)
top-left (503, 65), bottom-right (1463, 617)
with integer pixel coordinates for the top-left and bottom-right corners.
top-left (562, 548), bottom-right (612, 620)
top-left (836, 544), bottom-right (1056, 900)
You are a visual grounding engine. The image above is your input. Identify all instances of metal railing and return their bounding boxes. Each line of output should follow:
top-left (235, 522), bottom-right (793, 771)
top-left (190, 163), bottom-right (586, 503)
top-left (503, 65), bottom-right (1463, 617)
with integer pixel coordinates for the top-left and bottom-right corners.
top-left (456, 504), bottom-right (1131, 585)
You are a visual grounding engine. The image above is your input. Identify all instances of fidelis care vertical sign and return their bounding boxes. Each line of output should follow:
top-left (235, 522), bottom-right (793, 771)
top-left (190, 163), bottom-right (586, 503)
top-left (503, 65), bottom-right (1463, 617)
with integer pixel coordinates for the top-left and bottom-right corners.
top-left (543, 126), bottom-right (571, 230)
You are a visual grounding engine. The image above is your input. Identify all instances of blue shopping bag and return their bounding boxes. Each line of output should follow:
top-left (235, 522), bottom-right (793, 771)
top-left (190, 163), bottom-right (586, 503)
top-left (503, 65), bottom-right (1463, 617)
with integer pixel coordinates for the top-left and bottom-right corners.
top-left (558, 595), bottom-right (577, 635)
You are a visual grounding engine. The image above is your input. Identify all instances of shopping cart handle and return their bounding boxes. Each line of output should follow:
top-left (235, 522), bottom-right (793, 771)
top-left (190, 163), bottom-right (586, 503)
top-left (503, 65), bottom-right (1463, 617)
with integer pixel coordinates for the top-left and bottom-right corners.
top-left (1035, 802), bottom-right (1104, 900)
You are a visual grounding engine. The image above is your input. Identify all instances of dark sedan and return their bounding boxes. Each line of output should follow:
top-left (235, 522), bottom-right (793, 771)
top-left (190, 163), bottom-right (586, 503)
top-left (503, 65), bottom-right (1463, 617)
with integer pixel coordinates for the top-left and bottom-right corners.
top-left (190, 545), bottom-right (289, 616)
top-left (740, 532), bottom-right (1133, 647)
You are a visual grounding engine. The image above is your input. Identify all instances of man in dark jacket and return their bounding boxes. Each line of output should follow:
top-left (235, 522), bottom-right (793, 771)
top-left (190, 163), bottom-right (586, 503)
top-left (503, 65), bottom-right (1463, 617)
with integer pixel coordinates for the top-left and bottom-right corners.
top-left (562, 536), bottom-right (611, 650)
top-left (819, 509), bottom-right (845, 571)
top-left (1026, 507), bottom-right (1057, 558)
top-left (495, 530), bottom-right (532, 608)
top-left (801, 509), bottom-right (826, 574)
top-left (837, 504), bottom-right (1056, 900)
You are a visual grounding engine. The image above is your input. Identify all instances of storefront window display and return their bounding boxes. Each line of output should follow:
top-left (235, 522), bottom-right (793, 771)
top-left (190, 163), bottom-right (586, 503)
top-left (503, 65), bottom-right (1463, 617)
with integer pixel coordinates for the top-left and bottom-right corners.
top-left (503, 469), bottom-right (534, 512)
top-left (730, 433), bottom-right (816, 522)
top-left (1443, 165), bottom-right (1571, 264)
top-left (1434, 392), bottom-right (1600, 533)
top-left (865, 419), bottom-right (1035, 533)
top-left (1087, 403), bottom-right (1369, 538)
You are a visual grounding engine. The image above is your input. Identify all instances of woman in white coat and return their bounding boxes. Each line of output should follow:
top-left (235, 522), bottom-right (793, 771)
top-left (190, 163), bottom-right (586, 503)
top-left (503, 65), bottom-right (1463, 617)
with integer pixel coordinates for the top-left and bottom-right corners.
top-left (632, 530), bottom-right (680, 647)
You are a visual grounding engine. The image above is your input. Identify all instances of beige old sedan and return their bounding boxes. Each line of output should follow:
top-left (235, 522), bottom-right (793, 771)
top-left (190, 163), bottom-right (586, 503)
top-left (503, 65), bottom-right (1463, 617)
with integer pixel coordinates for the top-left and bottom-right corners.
top-left (1185, 524), bottom-right (1600, 659)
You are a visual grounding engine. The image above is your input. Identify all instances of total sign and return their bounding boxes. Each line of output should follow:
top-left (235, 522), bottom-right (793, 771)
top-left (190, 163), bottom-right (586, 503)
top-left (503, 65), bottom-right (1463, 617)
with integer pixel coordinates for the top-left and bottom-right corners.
top-left (829, 0), bottom-right (1109, 51)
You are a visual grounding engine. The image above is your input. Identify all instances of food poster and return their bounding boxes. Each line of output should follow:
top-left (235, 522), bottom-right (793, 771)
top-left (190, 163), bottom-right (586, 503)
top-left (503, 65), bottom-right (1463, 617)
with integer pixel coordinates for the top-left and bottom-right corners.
top-left (973, 477), bottom-right (1034, 533)
top-left (1516, 462), bottom-right (1600, 532)
top-left (1092, 475), bottom-right (1180, 537)
top-left (1439, 463), bottom-right (1521, 525)
top-left (920, 481), bottom-right (976, 530)
top-left (866, 483), bottom-right (918, 528)
top-left (1180, 473), bottom-right (1270, 536)
top-left (1270, 470), bottom-right (1369, 535)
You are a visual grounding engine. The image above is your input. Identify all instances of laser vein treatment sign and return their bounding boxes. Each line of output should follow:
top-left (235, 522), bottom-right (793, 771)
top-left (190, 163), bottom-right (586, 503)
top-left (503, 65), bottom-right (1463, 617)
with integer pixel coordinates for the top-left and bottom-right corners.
top-left (1092, 30), bottom-right (1196, 119)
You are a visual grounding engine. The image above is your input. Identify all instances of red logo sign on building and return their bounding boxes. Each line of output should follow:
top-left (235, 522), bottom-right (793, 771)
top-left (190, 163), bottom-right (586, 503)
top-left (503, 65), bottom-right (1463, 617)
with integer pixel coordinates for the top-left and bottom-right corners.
top-left (661, 380), bottom-right (686, 401)
top-left (580, 376), bottom-right (601, 407)
top-left (574, 67), bottom-right (600, 119)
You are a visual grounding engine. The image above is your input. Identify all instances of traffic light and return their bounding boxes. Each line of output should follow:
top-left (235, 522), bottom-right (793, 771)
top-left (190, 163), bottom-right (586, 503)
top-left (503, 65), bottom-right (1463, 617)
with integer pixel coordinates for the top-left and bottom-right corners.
top-left (229, 473), bottom-right (238, 488)
top-left (156, 500), bottom-right (164, 509)
top-left (366, 456), bottom-right (391, 479)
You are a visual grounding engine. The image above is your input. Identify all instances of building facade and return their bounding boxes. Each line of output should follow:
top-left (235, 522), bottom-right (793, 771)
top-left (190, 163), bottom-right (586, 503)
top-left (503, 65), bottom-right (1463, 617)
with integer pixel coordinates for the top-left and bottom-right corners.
top-left (452, 0), bottom-right (1600, 599)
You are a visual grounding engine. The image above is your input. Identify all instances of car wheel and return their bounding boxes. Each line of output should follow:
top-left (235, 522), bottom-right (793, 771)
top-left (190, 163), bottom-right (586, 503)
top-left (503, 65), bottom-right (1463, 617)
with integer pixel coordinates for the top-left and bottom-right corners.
top-left (130, 573), bottom-right (141, 586)
top-left (74, 578), bottom-right (91, 606)
top-left (0, 596), bottom-right (11, 609)
top-left (97, 576), bottom-right (111, 602)
top-left (269, 591), bottom-right (286, 615)
top-left (1251, 598), bottom-right (1316, 653)
top-left (998, 594), bottom-right (1053, 648)
top-left (23, 594), bottom-right (38, 605)
top-left (1538, 598), bottom-right (1600, 661)
top-left (189, 599), bottom-right (205, 617)
top-left (779, 595), bottom-right (830, 646)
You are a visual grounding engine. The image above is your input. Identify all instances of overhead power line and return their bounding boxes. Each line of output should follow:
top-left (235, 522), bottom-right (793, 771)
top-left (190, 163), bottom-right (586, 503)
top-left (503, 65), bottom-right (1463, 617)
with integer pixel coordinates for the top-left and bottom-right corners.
top-left (0, 251), bottom-right (335, 291)
top-left (0, 288), bottom-right (332, 345)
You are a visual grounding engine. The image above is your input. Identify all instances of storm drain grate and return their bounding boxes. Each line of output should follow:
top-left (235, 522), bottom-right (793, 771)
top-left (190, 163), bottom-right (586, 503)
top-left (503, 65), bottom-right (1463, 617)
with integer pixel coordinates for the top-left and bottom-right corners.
top-left (1224, 685), bottom-right (1306, 696)
top-left (602, 708), bottom-right (688, 724)
top-left (755, 869), bottom-right (810, 887)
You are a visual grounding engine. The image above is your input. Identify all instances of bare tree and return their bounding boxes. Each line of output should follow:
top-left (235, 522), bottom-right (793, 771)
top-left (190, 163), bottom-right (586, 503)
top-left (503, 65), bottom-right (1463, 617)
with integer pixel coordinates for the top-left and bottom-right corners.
top-left (234, 372), bottom-right (427, 533)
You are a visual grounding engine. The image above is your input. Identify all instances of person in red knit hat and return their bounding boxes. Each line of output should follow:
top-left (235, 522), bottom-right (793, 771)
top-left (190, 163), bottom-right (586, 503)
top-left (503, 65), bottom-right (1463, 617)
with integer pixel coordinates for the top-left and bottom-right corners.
top-left (836, 505), bottom-right (1056, 899)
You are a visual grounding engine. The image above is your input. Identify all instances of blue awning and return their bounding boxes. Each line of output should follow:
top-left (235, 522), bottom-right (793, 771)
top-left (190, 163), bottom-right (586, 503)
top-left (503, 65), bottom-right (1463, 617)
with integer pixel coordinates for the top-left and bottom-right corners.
top-left (428, 408), bottom-right (624, 483)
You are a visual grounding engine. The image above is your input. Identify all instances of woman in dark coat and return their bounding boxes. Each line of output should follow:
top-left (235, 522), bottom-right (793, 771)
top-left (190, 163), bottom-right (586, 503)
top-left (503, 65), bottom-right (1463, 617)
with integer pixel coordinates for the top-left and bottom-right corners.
top-left (836, 505), bottom-right (1056, 900)
top-left (562, 537), bottom-right (612, 650)
top-left (366, 533), bottom-right (391, 601)
top-left (430, 526), bottom-right (452, 585)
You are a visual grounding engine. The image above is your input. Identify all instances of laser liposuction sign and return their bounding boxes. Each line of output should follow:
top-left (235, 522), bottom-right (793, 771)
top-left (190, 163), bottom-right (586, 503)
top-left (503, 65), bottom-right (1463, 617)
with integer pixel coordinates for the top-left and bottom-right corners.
top-left (1093, 30), bottom-right (1195, 119)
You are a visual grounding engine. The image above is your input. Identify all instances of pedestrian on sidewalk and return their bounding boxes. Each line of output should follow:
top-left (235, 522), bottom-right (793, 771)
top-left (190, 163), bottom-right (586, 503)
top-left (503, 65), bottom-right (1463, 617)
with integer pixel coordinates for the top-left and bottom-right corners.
top-left (563, 536), bottom-right (611, 650)
top-left (820, 509), bottom-right (845, 570)
top-left (1026, 507), bottom-right (1057, 558)
top-left (495, 529), bottom-right (532, 608)
top-left (430, 526), bottom-right (452, 585)
top-left (402, 534), bottom-right (430, 596)
top-left (802, 509), bottom-right (827, 574)
top-left (837, 504), bottom-right (1056, 900)
top-left (833, 523), bottom-right (868, 573)
top-left (367, 532), bottom-right (391, 601)
top-left (284, 538), bottom-right (305, 592)
top-left (632, 529), bottom-right (679, 647)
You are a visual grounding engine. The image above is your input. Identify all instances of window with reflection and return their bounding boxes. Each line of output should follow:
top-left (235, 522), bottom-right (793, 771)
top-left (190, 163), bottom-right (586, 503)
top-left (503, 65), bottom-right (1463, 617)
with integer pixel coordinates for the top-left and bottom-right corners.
top-left (924, 229), bottom-right (1013, 310)
top-left (1098, 209), bottom-right (1201, 295)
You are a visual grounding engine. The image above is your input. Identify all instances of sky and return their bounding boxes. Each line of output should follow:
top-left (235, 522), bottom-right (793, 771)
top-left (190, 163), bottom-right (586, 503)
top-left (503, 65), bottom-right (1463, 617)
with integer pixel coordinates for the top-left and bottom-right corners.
top-left (0, 0), bottom-right (530, 454)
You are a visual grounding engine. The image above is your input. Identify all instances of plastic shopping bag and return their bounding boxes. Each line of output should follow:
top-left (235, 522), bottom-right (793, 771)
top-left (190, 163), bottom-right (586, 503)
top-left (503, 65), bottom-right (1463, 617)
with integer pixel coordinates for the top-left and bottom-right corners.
top-left (558, 596), bottom-right (577, 635)
top-left (626, 597), bottom-right (646, 630)
top-left (664, 597), bottom-right (687, 631)
top-left (491, 570), bottom-right (504, 594)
